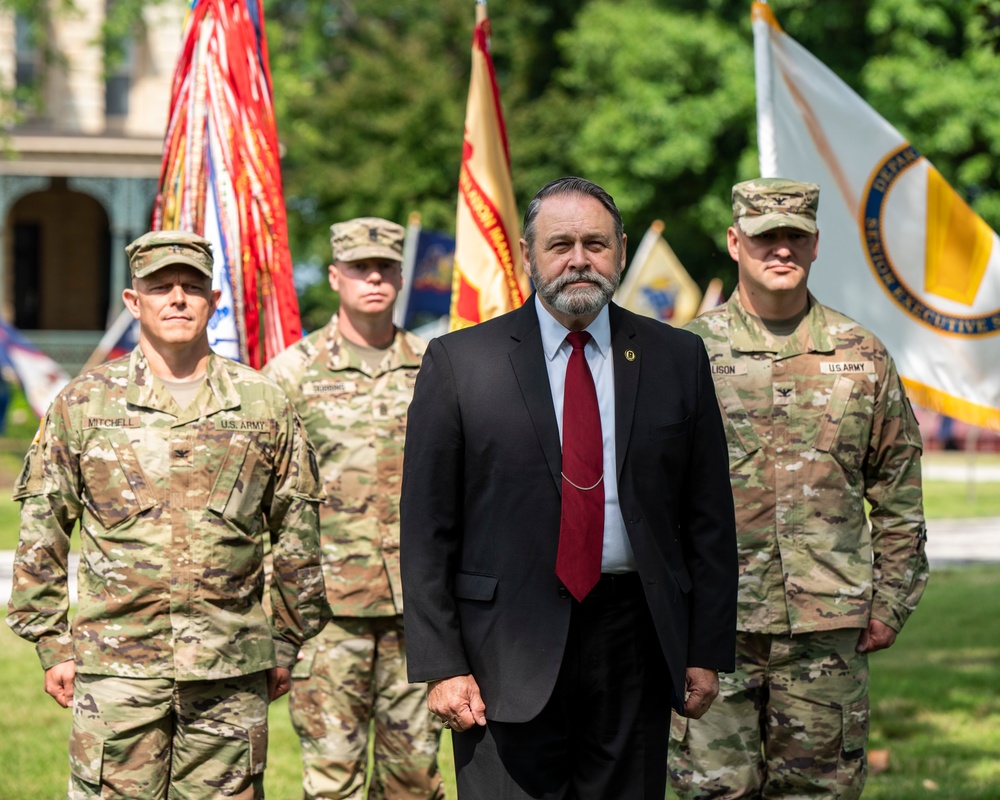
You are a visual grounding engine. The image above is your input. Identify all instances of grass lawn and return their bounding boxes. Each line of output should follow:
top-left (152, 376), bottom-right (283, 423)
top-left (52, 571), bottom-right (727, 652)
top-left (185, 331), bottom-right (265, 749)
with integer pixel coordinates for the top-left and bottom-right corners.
top-left (0, 619), bottom-right (460, 800)
top-left (1, 567), bottom-right (995, 799)
top-left (0, 387), bottom-right (996, 799)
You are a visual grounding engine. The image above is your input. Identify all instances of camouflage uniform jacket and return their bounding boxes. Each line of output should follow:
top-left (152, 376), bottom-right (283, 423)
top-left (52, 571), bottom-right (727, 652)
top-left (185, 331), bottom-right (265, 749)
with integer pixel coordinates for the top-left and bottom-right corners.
top-left (6, 347), bottom-right (328, 679)
top-left (685, 291), bottom-right (928, 635)
top-left (264, 317), bottom-right (424, 617)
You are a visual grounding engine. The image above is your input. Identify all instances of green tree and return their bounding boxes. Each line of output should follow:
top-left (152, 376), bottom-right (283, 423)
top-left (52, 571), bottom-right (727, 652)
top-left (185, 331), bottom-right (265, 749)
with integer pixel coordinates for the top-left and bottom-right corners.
top-left (863, 0), bottom-right (1000, 228)
top-left (545, 0), bottom-right (756, 285)
top-left (264, 0), bottom-right (473, 267)
top-left (260, 0), bottom-right (1000, 296)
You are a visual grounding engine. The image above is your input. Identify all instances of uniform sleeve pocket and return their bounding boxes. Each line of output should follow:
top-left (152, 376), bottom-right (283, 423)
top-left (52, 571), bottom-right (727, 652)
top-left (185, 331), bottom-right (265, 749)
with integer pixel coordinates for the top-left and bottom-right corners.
top-left (13, 440), bottom-right (43, 500)
top-left (68, 729), bottom-right (104, 786)
top-left (79, 435), bottom-right (157, 528)
top-left (454, 572), bottom-right (498, 601)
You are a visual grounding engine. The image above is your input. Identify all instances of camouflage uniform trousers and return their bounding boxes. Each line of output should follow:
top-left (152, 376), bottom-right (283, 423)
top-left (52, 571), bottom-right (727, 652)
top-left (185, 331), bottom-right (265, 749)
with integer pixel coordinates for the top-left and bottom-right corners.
top-left (290, 615), bottom-right (444, 800)
top-left (668, 629), bottom-right (870, 799)
top-left (68, 671), bottom-right (269, 800)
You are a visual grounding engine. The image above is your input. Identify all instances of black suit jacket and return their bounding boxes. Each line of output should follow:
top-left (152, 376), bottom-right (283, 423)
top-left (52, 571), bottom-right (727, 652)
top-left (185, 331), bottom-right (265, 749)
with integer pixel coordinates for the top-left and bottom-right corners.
top-left (400, 298), bottom-right (736, 723)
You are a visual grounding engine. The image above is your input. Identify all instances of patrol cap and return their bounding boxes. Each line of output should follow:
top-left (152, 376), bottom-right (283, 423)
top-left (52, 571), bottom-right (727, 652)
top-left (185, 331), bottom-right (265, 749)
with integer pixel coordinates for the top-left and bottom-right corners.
top-left (126, 230), bottom-right (215, 280)
top-left (330, 217), bottom-right (405, 263)
top-left (732, 177), bottom-right (820, 236)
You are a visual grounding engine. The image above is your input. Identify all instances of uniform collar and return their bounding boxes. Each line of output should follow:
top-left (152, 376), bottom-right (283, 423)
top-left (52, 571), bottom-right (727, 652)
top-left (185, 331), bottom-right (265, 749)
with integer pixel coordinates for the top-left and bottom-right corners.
top-left (728, 289), bottom-right (834, 357)
top-left (321, 314), bottom-right (422, 376)
top-left (127, 346), bottom-right (241, 421)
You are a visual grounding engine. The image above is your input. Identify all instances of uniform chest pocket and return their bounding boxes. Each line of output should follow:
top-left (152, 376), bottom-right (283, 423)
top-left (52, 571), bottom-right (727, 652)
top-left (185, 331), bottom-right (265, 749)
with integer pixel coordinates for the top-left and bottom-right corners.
top-left (715, 381), bottom-right (763, 463)
top-left (815, 376), bottom-right (870, 474)
top-left (208, 435), bottom-right (271, 534)
top-left (79, 434), bottom-right (158, 529)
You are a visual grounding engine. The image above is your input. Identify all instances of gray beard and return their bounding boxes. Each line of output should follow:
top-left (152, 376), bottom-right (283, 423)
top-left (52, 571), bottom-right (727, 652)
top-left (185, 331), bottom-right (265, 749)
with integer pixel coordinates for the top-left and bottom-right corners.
top-left (532, 265), bottom-right (618, 317)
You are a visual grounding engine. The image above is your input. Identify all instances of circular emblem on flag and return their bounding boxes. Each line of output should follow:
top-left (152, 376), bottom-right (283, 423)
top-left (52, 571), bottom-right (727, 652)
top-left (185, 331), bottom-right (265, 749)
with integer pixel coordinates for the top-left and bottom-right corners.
top-left (862, 144), bottom-right (1000, 337)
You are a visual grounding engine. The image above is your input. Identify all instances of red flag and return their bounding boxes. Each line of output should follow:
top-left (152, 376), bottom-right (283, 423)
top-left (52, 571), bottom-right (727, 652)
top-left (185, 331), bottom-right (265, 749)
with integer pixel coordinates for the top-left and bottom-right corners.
top-left (153, 0), bottom-right (300, 367)
top-left (449, 1), bottom-right (530, 331)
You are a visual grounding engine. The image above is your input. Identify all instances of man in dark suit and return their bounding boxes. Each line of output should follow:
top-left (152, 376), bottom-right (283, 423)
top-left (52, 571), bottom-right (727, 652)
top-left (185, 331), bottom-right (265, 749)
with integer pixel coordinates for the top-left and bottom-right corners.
top-left (400, 177), bottom-right (737, 799)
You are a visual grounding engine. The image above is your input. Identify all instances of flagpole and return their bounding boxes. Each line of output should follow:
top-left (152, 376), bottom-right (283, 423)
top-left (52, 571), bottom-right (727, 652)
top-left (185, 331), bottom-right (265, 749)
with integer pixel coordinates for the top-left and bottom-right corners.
top-left (80, 307), bottom-right (136, 372)
top-left (753, 1), bottom-right (778, 176)
top-left (396, 211), bottom-right (422, 329)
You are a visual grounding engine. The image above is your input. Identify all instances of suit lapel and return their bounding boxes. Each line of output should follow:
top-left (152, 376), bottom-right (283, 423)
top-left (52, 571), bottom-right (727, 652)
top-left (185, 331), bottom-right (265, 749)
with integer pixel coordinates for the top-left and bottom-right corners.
top-left (610, 303), bottom-right (639, 482)
top-left (508, 298), bottom-right (563, 491)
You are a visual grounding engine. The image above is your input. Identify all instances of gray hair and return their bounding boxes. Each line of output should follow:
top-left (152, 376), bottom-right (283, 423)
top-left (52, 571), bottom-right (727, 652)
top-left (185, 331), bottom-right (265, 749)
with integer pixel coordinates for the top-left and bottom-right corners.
top-left (522, 177), bottom-right (624, 256)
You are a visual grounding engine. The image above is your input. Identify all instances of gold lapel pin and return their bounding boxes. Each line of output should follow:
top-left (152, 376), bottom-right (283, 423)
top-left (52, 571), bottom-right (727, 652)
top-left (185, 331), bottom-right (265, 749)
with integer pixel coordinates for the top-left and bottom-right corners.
top-left (624, 349), bottom-right (636, 362)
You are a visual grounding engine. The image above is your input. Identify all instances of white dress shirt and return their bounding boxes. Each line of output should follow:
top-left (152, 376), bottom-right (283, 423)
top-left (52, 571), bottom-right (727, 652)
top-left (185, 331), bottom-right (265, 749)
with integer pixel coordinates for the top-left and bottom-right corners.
top-left (535, 295), bottom-right (636, 573)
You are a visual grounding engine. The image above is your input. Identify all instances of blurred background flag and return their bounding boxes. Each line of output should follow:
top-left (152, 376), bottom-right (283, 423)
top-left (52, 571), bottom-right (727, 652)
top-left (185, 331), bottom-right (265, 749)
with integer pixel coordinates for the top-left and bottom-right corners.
top-left (753, 0), bottom-right (1000, 430)
top-left (396, 212), bottom-right (456, 334)
top-left (0, 320), bottom-right (69, 419)
top-left (614, 220), bottom-right (702, 326)
top-left (449, 0), bottom-right (530, 331)
top-left (153, 0), bottom-right (301, 367)
top-left (80, 311), bottom-right (140, 372)
top-left (696, 277), bottom-right (727, 316)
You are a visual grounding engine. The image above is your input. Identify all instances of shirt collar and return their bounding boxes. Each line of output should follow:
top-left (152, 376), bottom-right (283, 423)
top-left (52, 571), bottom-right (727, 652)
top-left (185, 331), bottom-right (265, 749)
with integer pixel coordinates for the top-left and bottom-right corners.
top-left (535, 294), bottom-right (611, 362)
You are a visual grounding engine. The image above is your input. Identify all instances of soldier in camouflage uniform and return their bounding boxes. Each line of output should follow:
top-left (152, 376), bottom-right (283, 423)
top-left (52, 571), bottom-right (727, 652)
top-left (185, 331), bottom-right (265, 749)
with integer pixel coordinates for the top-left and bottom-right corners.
top-left (264, 218), bottom-right (442, 800)
top-left (6, 230), bottom-right (329, 800)
top-left (669, 179), bottom-right (929, 799)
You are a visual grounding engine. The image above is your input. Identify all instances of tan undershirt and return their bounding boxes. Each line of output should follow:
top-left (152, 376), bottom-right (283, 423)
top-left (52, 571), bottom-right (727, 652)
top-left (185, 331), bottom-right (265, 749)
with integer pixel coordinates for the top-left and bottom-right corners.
top-left (159, 374), bottom-right (207, 411)
top-left (750, 301), bottom-right (810, 341)
top-left (342, 337), bottom-right (392, 374)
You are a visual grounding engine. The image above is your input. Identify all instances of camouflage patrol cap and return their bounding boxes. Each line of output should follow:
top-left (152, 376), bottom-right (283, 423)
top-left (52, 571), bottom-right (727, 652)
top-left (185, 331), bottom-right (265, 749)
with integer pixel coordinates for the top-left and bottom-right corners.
top-left (126, 230), bottom-right (214, 279)
top-left (330, 217), bottom-right (405, 263)
top-left (732, 177), bottom-right (820, 235)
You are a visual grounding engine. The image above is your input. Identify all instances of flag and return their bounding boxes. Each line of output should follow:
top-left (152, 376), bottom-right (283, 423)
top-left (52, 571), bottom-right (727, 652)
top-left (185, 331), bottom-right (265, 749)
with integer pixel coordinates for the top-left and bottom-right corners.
top-left (449, 0), bottom-right (530, 331)
top-left (396, 213), bottom-right (456, 331)
top-left (153, 0), bottom-right (301, 367)
top-left (80, 308), bottom-right (140, 372)
top-left (696, 277), bottom-right (726, 316)
top-left (753, 1), bottom-right (1000, 430)
top-left (614, 220), bottom-right (702, 326)
top-left (0, 321), bottom-right (70, 418)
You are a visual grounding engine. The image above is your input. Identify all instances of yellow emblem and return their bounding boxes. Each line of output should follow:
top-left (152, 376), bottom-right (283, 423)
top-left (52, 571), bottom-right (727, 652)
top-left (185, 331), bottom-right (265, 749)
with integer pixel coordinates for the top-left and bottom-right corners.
top-left (624, 349), bottom-right (636, 362)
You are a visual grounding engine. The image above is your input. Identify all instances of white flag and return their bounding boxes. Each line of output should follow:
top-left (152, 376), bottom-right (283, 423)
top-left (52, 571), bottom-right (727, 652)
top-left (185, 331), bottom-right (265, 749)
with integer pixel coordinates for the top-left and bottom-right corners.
top-left (753, 1), bottom-right (1000, 430)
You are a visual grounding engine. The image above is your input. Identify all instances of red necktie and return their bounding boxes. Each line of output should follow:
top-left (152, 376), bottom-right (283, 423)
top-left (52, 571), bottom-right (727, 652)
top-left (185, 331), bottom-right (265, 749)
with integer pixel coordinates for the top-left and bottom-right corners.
top-left (555, 331), bottom-right (604, 601)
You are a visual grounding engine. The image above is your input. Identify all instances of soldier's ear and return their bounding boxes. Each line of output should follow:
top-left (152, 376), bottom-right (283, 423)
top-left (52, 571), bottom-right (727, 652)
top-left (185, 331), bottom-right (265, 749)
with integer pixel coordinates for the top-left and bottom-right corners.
top-left (328, 264), bottom-right (340, 293)
top-left (122, 287), bottom-right (141, 320)
top-left (727, 227), bottom-right (741, 262)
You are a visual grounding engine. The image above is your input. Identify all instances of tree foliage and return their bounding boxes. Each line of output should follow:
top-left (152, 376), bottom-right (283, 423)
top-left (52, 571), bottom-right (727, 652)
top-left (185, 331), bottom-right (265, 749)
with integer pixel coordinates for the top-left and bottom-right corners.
top-left (267, 0), bottom-right (1000, 292)
top-left (10, 0), bottom-right (1000, 294)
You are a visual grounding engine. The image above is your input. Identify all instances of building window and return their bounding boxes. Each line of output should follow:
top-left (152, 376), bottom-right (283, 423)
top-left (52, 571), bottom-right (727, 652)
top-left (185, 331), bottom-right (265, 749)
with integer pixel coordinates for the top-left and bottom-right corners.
top-left (14, 14), bottom-right (39, 108)
top-left (105, 37), bottom-right (133, 118)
